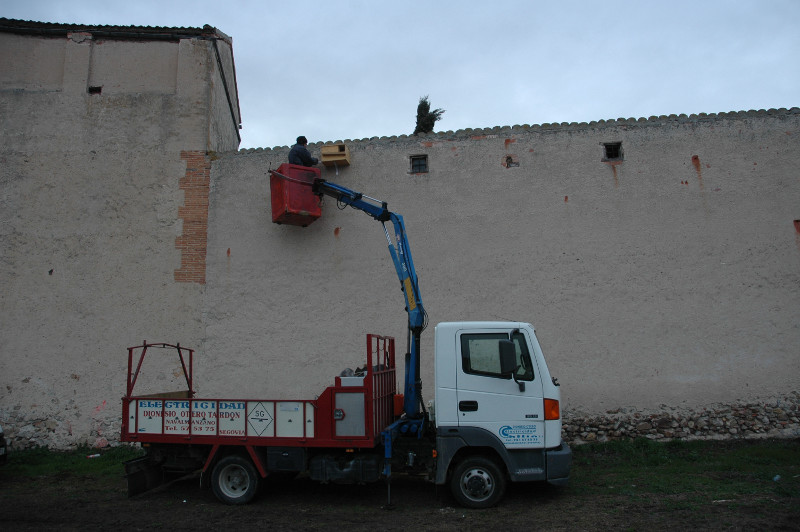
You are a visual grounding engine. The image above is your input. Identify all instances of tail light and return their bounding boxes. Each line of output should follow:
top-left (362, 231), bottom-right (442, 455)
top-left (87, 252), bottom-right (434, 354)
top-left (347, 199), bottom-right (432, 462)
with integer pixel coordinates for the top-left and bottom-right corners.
top-left (544, 398), bottom-right (560, 420)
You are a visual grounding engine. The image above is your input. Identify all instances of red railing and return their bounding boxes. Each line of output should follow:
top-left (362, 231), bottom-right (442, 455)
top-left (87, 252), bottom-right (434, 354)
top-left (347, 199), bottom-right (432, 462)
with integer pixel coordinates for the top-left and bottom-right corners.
top-left (365, 334), bottom-right (396, 440)
top-left (122, 335), bottom-right (397, 447)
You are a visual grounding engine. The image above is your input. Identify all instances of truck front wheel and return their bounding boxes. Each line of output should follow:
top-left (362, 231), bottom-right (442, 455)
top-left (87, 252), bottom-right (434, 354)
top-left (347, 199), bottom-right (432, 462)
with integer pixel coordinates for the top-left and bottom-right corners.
top-left (449, 456), bottom-right (506, 509)
top-left (211, 455), bottom-right (259, 505)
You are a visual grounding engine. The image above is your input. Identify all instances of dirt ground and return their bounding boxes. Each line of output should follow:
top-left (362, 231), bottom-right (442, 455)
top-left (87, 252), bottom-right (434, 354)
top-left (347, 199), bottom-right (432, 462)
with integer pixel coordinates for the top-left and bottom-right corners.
top-left (1, 468), bottom-right (798, 531)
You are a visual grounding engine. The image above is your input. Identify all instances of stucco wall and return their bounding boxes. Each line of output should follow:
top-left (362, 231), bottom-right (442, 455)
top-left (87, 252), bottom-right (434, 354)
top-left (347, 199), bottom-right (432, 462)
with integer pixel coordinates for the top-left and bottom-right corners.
top-left (1, 149), bottom-right (198, 442)
top-left (205, 110), bottom-right (799, 420)
top-left (0, 30), bottom-right (239, 153)
top-left (0, 33), bottom-right (65, 91)
top-left (1, 25), bottom-right (797, 449)
top-left (0, 28), bottom-right (239, 448)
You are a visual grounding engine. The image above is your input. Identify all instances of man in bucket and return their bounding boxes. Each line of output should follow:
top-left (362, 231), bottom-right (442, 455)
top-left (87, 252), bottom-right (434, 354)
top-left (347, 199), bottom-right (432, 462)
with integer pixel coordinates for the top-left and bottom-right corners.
top-left (288, 136), bottom-right (319, 167)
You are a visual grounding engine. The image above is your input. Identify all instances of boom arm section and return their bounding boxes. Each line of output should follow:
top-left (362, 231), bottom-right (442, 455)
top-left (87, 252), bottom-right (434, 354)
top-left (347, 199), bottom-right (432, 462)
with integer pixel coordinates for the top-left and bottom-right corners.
top-left (310, 178), bottom-right (428, 419)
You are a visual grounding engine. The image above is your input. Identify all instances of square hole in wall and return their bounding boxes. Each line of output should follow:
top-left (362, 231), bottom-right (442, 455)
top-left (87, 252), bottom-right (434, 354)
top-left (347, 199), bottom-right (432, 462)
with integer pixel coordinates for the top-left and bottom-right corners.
top-left (410, 155), bottom-right (428, 173)
top-left (88, 86), bottom-right (102, 95)
top-left (504, 155), bottom-right (520, 168)
top-left (602, 142), bottom-right (623, 161)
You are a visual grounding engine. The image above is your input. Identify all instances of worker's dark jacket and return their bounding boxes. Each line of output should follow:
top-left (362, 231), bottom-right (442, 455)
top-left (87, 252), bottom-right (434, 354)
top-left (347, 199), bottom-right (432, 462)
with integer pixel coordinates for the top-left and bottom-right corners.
top-left (288, 144), bottom-right (318, 167)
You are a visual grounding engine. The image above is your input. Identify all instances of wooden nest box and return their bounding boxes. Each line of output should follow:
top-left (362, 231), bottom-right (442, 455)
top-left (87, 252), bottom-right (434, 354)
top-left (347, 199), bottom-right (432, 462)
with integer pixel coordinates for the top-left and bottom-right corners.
top-left (320, 143), bottom-right (351, 167)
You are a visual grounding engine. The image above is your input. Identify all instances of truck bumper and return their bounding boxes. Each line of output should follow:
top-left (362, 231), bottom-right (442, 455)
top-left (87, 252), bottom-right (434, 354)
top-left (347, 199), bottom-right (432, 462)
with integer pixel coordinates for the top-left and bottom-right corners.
top-left (546, 442), bottom-right (572, 486)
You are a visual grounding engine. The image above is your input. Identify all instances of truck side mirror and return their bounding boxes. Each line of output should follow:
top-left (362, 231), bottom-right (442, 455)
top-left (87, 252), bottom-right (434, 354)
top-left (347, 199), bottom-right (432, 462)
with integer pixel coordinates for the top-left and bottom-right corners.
top-left (499, 340), bottom-right (516, 374)
top-left (499, 340), bottom-right (525, 392)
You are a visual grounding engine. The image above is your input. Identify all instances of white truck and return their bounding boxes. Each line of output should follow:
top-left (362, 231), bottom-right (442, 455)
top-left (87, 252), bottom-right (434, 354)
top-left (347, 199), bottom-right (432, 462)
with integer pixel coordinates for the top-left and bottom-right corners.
top-left (432, 320), bottom-right (570, 505)
top-left (122, 169), bottom-right (571, 508)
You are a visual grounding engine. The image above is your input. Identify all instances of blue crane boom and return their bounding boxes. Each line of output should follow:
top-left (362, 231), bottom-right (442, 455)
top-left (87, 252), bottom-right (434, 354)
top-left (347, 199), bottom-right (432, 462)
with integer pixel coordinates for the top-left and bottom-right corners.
top-left (310, 178), bottom-right (428, 420)
top-left (269, 170), bottom-right (428, 419)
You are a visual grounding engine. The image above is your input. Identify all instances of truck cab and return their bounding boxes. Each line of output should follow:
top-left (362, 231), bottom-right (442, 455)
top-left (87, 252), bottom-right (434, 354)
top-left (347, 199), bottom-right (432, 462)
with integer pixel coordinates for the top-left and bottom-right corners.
top-left (432, 322), bottom-right (571, 507)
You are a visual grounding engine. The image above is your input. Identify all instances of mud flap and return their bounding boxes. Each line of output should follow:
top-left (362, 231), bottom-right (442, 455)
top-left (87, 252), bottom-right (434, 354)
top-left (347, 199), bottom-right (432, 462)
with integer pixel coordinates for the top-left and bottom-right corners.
top-left (125, 455), bottom-right (164, 497)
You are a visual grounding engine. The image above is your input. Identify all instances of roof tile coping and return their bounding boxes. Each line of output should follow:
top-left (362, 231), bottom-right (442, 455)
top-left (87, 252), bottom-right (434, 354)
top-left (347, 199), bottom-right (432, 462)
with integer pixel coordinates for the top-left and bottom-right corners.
top-left (236, 107), bottom-right (799, 154)
top-left (0, 17), bottom-right (231, 43)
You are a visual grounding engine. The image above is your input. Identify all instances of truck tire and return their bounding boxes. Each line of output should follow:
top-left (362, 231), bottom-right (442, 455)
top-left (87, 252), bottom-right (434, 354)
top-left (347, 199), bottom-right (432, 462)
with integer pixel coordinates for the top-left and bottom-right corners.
top-left (211, 455), bottom-right (259, 505)
top-left (449, 456), bottom-right (506, 509)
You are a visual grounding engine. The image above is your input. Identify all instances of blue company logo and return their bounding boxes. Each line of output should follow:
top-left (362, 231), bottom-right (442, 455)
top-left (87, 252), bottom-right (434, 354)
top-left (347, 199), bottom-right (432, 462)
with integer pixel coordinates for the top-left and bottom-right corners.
top-left (499, 425), bottom-right (537, 439)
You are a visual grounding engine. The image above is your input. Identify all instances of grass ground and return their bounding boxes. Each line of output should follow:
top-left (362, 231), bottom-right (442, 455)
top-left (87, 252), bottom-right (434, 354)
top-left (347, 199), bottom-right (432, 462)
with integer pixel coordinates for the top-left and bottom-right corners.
top-left (1, 438), bottom-right (798, 530)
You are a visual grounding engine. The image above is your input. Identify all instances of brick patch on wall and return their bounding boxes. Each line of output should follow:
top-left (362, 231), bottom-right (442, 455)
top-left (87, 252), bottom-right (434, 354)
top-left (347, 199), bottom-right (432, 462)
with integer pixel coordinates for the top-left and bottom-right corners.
top-left (174, 150), bottom-right (210, 284)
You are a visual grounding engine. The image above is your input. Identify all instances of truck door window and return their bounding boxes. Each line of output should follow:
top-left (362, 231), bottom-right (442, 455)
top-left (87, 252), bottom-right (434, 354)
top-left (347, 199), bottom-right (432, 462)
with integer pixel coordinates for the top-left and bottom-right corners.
top-left (460, 333), bottom-right (534, 381)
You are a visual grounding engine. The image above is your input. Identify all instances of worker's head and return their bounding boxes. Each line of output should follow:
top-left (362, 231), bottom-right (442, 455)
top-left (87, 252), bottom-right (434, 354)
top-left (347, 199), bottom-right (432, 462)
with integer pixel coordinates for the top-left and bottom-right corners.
top-left (296, 136), bottom-right (308, 146)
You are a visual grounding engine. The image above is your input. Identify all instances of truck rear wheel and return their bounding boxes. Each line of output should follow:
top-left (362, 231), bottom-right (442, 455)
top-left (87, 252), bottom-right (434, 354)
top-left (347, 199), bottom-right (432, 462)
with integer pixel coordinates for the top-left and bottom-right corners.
top-left (449, 456), bottom-right (506, 509)
top-left (211, 455), bottom-right (259, 505)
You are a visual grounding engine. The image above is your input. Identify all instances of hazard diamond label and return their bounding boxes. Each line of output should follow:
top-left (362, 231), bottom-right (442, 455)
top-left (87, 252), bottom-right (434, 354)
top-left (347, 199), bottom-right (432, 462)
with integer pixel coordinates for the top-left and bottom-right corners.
top-left (247, 402), bottom-right (273, 436)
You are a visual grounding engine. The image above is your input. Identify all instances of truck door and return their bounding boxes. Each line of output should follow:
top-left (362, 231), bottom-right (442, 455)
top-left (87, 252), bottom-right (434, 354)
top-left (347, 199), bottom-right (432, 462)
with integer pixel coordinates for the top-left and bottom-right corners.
top-left (455, 329), bottom-right (545, 449)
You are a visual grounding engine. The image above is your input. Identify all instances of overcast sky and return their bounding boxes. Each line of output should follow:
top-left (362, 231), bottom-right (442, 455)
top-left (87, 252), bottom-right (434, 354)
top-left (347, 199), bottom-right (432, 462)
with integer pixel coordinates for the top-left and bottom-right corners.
top-left (4, 0), bottom-right (799, 149)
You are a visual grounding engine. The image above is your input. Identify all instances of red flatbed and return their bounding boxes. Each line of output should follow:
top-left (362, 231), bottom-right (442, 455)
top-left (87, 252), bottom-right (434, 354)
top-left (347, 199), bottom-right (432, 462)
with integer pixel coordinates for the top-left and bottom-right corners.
top-left (121, 335), bottom-right (397, 449)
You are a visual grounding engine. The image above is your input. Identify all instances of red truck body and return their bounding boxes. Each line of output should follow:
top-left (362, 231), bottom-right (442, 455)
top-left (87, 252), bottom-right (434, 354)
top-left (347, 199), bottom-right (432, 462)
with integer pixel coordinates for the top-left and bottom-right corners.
top-left (122, 335), bottom-right (397, 480)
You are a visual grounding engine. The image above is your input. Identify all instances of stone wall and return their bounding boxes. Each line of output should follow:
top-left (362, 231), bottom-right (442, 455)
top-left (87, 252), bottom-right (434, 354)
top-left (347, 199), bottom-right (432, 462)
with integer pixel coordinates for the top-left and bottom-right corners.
top-left (5, 387), bottom-right (797, 451)
top-left (564, 393), bottom-right (800, 444)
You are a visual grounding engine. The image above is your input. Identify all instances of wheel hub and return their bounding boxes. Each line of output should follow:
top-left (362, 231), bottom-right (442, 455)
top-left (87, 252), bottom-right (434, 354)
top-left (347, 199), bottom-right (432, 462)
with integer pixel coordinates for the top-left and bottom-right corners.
top-left (463, 469), bottom-right (492, 499)
top-left (221, 465), bottom-right (249, 495)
